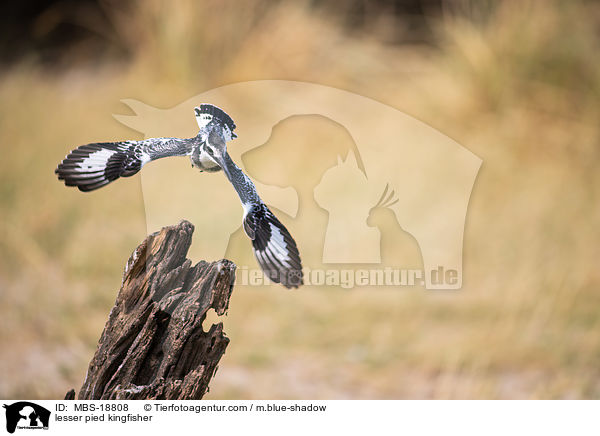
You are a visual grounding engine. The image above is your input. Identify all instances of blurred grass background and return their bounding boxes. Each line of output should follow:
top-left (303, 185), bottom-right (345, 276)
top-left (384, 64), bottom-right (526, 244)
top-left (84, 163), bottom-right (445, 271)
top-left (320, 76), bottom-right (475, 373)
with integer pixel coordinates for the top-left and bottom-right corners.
top-left (1, 0), bottom-right (599, 399)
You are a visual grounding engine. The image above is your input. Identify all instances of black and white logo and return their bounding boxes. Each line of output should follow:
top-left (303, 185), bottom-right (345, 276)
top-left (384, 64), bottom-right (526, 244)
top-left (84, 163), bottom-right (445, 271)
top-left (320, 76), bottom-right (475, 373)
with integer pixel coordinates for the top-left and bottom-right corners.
top-left (2, 402), bottom-right (50, 434)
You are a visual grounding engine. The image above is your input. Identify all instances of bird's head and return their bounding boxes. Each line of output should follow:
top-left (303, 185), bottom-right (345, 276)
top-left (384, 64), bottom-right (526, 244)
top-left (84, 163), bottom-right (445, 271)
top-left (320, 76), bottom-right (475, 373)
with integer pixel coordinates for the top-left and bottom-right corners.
top-left (204, 126), bottom-right (229, 162)
top-left (194, 104), bottom-right (237, 141)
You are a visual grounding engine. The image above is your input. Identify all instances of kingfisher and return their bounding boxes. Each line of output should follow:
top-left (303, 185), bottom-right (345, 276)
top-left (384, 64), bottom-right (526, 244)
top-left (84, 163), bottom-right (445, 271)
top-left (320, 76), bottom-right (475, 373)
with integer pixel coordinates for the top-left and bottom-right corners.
top-left (55, 104), bottom-right (303, 288)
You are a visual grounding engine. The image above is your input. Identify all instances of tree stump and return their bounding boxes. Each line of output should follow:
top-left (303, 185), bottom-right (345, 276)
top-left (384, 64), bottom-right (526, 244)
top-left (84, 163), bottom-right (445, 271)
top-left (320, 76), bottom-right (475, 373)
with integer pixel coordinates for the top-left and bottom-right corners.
top-left (65, 220), bottom-right (236, 400)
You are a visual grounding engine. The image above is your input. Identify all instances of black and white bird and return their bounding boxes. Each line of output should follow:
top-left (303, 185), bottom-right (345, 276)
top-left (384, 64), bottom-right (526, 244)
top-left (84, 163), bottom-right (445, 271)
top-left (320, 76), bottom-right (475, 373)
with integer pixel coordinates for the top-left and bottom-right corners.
top-left (55, 104), bottom-right (303, 288)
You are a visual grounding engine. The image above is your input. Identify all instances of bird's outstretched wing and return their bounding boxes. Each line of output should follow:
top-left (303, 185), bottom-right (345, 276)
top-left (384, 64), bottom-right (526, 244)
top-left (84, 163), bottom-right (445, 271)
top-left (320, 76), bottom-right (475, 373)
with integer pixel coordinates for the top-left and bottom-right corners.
top-left (55, 137), bottom-right (194, 192)
top-left (208, 130), bottom-right (304, 288)
top-left (243, 203), bottom-right (304, 288)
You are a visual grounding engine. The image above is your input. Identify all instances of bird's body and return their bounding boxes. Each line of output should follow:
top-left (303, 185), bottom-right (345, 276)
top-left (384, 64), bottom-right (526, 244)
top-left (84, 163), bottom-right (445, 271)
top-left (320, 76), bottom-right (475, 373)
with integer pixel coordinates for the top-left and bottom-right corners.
top-left (191, 144), bottom-right (221, 172)
top-left (56, 104), bottom-right (303, 288)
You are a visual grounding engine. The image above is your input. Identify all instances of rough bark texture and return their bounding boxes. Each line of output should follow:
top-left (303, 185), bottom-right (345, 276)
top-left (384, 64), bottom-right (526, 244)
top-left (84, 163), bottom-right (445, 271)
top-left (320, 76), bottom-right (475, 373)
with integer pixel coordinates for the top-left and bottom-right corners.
top-left (67, 220), bottom-right (236, 400)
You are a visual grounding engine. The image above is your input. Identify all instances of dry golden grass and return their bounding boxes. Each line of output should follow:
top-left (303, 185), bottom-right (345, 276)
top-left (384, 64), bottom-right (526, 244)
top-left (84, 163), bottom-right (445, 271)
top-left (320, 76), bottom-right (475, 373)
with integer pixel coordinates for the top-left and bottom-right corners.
top-left (0, 0), bottom-right (599, 399)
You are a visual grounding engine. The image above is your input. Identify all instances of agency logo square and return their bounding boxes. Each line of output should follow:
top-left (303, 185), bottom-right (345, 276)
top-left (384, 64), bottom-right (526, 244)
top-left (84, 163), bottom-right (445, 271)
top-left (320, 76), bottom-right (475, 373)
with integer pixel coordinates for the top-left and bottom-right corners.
top-left (2, 402), bottom-right (50, 433)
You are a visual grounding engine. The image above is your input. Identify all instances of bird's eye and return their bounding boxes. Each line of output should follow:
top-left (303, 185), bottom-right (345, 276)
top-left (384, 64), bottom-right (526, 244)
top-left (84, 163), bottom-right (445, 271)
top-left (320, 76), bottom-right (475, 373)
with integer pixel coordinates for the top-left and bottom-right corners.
top-left (206, 147), bottom-right (214, 155)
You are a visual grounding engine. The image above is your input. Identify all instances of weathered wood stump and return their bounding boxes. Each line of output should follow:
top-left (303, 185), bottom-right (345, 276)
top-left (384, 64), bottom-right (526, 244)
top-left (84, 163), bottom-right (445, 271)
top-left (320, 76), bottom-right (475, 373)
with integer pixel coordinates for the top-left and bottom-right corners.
top-left (65, 220), bottom-right (236, 400)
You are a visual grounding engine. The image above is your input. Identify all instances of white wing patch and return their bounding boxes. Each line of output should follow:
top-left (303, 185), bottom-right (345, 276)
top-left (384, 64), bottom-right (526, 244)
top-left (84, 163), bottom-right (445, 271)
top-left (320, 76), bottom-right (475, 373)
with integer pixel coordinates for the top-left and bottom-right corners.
top-left (78, 149), bottom-right (117, 172)
top-left (267, 223), bottom-right (291, 268)
top-left (140, 153), bottom-right (152, 166)
top-left (241, 202), bottom-right (253, 214)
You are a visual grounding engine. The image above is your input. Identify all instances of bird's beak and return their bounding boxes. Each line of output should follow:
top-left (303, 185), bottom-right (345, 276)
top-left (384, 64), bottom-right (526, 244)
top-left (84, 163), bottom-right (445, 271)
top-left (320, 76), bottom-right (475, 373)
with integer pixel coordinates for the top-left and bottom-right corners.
top-left (208, 128), bottom-right (232, 176)
top-left (213, 151), bottom-right (233, 180)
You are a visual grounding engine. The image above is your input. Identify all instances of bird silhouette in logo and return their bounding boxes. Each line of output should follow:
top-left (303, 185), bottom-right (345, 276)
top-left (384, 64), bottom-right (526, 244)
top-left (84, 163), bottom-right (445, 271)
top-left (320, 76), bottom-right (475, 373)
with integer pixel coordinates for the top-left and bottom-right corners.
top-left (367, 184), bottom-right (423, 269)
top-left (55, 104), bottom-right (303, 288)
